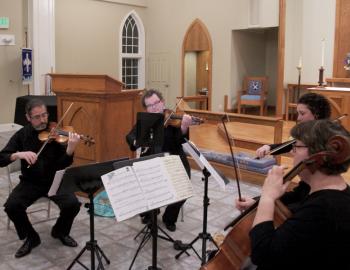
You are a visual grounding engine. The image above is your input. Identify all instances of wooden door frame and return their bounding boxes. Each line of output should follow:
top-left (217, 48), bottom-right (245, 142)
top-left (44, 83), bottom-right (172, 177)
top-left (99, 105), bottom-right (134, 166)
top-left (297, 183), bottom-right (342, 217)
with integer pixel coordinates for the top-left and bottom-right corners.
top-left (181, 19), bottom-right (212, 110)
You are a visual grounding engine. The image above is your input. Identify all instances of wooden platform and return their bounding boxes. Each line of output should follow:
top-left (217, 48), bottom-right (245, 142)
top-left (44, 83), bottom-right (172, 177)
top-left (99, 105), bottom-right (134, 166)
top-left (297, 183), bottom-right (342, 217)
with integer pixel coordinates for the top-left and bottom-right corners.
top-left (189, 119), bottom-right (350, 185)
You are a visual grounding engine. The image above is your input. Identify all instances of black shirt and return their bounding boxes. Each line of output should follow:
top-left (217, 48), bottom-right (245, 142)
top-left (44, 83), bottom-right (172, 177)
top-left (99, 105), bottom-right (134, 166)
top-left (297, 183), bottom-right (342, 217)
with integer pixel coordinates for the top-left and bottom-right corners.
top-left (250, 186), bottom-right (350, 270)
top-left (126, 124), bottom-right (190, 177)
top-left (0, 124), bottom-right (73, 188)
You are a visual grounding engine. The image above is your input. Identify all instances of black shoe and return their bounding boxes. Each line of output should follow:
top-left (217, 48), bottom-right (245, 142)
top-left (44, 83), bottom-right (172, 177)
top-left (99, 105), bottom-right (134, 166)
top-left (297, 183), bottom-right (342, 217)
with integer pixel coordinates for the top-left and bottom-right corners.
top-left (162, 217), bottom-right (176, 232)
top-left (52, 233), bottom-right (78, 247)
top-left (15, 236), bottom-right (41, 258)
top-left (141, 209), bottom-right (160, 224)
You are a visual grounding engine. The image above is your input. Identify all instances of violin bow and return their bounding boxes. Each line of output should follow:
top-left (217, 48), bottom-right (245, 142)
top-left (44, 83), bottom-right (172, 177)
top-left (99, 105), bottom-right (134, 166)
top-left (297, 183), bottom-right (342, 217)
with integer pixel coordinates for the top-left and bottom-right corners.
top-left (28, 102), bottom-right (74, 168)
top-left (163, 97), bottom-right (183, 126)
top-left (221, 114), bottom-right (242, 201)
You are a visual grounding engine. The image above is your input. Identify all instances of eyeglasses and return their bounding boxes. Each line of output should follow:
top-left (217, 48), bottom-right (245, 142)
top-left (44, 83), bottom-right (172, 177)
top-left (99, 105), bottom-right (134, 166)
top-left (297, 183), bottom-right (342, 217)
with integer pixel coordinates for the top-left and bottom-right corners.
top-left (30, 112), bottom-right (49, 120)
top-left (145, 100), bottom-right (161, 109)
top-left (292, 143), bottom-right (308, 153)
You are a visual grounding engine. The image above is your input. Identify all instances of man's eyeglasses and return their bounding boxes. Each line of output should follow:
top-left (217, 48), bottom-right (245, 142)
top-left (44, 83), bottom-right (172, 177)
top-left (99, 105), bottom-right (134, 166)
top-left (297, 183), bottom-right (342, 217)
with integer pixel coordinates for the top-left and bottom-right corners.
top-left (30, 112), bottom-right (49, 120)
top-left (145, 100), bottom-right (161, 109)
top-left (292, 143), bottom-right (308, 153)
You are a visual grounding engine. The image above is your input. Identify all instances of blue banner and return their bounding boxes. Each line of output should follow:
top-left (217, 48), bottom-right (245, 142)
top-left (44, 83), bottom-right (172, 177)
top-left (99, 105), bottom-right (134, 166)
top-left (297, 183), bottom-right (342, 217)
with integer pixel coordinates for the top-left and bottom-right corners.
top-left (22, 48), bottom-right (32, 84)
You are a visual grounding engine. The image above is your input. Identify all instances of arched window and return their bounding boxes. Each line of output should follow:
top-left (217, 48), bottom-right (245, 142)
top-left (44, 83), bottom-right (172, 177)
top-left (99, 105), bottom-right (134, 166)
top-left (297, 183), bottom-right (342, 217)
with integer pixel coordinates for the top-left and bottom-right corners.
top-left (120, 11), bottom-right (145, 89)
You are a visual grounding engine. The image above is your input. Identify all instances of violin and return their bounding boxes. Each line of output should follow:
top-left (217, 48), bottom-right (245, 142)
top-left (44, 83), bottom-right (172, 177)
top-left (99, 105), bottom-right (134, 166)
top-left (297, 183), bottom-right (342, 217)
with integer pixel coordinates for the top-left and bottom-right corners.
top-left (38, 122), bottom-right (95, 146)
top-left (201, 134), bottom-right (350, 270)
top-left (256, 114), bottom-right (349, 158)
top-left (163, 109), bottom-right (204, 128)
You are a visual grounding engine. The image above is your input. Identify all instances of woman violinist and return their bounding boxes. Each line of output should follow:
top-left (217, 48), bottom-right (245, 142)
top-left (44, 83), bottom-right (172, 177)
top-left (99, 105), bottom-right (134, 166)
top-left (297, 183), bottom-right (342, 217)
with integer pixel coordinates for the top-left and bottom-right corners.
top-left (237, 93), bottom-right (332, 212)
top-left (249, 120), bottom-right (350, 270)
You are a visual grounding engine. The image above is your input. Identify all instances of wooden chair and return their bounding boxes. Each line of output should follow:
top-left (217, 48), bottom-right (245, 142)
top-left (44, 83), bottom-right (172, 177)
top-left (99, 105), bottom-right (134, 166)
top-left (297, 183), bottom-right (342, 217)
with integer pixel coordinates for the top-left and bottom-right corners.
top-left (237, 76), bottom-right (268, 116)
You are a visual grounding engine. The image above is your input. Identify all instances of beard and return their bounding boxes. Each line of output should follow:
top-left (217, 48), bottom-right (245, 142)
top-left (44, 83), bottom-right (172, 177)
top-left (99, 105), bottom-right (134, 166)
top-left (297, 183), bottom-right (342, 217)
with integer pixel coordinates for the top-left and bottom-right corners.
top-left (33, 122), bottom-right (47, 131)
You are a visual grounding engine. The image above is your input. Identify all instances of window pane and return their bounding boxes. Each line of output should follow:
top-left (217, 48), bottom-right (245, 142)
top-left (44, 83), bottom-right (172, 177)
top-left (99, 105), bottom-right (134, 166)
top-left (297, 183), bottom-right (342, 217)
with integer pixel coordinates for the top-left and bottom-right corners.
top-left (121, 15), bottom-right (141, 89)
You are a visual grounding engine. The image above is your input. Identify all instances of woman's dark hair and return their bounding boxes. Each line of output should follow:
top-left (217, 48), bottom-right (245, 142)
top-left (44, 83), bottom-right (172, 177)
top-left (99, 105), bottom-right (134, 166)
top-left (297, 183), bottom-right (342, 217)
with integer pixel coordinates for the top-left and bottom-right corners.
top-left (291, 119), bottom-right (350, 175)
top-left (297, 93), bottom-right (331, 119)
top-left (25, 98), bottom-right (46, 115)
top-left (141, 89), bottom-right (164, 108)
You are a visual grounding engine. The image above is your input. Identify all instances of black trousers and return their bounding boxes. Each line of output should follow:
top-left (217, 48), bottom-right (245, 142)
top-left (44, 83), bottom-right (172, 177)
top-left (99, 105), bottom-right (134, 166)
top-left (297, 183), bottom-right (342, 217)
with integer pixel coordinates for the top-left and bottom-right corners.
top-left (141, 199), bottom-right (185, 225)
top-left (4, 180), bottom-right (81, 240)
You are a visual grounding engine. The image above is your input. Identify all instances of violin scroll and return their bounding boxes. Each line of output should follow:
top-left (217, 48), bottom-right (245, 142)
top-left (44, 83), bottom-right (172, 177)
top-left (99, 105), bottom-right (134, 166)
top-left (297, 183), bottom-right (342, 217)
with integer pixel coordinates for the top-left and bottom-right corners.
top-left (303, 135), bottom-right (350, 174)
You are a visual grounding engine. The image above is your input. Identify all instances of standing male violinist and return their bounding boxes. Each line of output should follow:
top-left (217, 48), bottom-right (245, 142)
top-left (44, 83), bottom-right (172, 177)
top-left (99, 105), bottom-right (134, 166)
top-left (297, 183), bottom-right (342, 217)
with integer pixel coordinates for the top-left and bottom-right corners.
top-left (126, 89), bottom-right (192, 232)
top-left (249, 120), bottom-right (350, 269)
top-left (0, 98), bottom-right (81, 258)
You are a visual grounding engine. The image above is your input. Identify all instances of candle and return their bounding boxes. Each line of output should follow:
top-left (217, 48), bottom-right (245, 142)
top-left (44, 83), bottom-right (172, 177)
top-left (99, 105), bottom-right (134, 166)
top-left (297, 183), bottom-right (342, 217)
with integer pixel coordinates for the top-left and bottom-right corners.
top-left (321, 38), bottom-right (325, 67)
top-left (298, 56), bottom-right (302, 69)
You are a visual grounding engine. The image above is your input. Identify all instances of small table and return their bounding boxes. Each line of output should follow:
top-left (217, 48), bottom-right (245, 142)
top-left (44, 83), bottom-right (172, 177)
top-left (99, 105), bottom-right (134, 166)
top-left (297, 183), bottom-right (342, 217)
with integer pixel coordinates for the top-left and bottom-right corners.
top-left (178, 95), bottom-right (208, 110)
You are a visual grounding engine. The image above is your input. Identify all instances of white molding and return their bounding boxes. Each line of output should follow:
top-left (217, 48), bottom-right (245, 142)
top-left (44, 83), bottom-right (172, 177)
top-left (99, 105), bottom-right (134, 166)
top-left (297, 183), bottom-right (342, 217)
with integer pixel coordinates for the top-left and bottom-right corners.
top-left (93, 0), bottom-right (147, 8)
top-left (28, 0), bottom-right (55, 95)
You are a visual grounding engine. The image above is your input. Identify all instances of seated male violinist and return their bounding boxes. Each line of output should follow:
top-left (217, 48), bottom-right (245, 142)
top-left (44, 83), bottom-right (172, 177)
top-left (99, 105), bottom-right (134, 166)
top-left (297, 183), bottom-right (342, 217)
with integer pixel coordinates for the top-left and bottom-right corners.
top-left (0, 98), bottom-right (81, 258)
top-left (126, 89), bottom-right (193, 232)
top-left (249, 120), bottom-right (350, 270)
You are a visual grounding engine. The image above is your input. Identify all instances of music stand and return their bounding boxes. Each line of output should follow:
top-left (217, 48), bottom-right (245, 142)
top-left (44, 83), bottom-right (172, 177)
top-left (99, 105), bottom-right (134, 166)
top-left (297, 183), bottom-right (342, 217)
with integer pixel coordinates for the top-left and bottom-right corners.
top-left (176, 140), bottom-right (228, 265)
top-left (57, 158), bottom-right (128, 270)
top-left (113, 154), bottom-right (184, 270)
top-left (136, 112), bottom-right (164, 155)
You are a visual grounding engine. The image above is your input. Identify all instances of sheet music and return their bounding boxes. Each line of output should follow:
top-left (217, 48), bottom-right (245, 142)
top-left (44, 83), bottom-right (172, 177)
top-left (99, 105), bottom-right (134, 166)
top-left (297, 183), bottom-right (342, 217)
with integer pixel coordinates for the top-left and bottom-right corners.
top-left (133, 157), bottom-right (176, 210)
top-left (101, 154), bottom-right (194, 222)
top-left (161, 155), bottom-right (193, 201)
top-left (101, 166), bottom-right (148, 221)
top-left (183, 141), bottom-right (226, 190)
top-left (48, 169), bottom-right (66, 197)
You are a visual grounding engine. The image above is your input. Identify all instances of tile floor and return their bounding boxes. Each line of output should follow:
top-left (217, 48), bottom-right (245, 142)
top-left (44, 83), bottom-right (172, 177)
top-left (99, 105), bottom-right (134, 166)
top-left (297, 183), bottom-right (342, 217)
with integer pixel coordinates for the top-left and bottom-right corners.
top-left (0, 168), bottom-right (261, 270)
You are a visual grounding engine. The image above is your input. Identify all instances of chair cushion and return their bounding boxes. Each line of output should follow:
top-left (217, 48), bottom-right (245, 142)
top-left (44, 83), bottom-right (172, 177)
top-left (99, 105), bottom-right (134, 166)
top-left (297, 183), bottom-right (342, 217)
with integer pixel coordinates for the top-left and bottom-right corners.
top-left (247, 80), bottom-right (263, 95)
top-left (241, 95), bottom-right (261, 101)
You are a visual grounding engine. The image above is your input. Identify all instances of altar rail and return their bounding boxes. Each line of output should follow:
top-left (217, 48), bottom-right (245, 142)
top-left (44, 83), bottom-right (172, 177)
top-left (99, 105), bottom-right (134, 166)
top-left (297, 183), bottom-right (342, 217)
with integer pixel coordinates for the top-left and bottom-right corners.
top-left (182, 109), bottom-right (284, 184)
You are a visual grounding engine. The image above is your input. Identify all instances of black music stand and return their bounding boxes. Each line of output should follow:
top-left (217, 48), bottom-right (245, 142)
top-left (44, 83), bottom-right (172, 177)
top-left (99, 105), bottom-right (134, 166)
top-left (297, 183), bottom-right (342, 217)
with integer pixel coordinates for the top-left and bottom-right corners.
top-left (113, 154), bottom-right (184, 270)
top-left (136, 112), bottom-right (164, 155)
top-left (57, 158), bottom-right (128, 270)
top-left (176, 140), bottom-right (228, 265)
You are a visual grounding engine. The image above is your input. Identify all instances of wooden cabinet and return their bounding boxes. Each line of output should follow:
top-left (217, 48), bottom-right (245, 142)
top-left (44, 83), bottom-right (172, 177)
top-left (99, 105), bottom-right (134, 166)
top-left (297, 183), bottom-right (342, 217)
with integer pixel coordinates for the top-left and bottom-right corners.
top-left (50, 74), bottom-right (143, 165)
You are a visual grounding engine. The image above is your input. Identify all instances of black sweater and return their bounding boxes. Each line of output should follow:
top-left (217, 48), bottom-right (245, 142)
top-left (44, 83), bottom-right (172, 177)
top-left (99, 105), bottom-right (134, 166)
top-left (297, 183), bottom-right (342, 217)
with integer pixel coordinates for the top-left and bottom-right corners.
top-left (250, 186), bottom-right (350, 270)
top-left (0, 124), bottom-right (73, 188)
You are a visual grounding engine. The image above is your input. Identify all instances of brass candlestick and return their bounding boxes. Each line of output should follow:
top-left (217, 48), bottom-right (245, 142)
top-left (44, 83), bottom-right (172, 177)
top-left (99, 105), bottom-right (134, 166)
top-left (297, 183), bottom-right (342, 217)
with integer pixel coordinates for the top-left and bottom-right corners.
top-left (318, 66), bottom-right (325, 86)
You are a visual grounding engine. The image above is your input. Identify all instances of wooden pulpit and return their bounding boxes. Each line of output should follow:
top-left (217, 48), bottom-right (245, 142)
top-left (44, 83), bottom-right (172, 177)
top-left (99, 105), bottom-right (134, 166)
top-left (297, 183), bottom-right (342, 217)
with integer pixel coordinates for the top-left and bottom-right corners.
top-left (50, 74), bottom-right (143, 165)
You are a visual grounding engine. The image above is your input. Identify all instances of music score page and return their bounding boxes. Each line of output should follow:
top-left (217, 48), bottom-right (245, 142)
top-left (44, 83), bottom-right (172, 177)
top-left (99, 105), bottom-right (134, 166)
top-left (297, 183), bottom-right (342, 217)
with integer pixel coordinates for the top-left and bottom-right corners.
top-left (101, 155), bottom-right (193, 222)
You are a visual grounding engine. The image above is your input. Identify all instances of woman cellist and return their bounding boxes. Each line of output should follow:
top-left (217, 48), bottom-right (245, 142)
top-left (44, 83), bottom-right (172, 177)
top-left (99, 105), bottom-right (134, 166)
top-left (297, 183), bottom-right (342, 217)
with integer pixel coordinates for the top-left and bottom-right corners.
top-left (249, 120), bottom-right (350, 269)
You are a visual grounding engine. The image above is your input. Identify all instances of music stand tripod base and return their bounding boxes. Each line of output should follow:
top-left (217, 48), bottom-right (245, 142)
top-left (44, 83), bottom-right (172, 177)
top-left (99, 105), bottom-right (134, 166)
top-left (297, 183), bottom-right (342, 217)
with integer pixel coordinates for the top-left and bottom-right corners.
top-left (67, 192), bottom-right (110, 270)
top-left (175, 168), bottom-right (219, 265)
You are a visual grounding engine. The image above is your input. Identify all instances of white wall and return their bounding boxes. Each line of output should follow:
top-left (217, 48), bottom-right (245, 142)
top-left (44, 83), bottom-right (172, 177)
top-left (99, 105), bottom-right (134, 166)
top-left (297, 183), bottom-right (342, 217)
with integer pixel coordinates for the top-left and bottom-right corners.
top-left (0, 0), bottom-right (27, 123)
top-left (184, 52), bottom-right (196, 96)
top-left (55, 0), bottom-right (146, 78)
top-left (284, 0), bottom-right (336, 85)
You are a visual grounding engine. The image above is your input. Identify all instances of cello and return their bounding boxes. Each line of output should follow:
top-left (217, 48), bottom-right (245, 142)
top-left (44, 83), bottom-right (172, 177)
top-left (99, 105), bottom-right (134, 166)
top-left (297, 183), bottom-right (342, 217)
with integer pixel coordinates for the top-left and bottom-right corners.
top-left (200, 133), bottom-right (350, 269)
